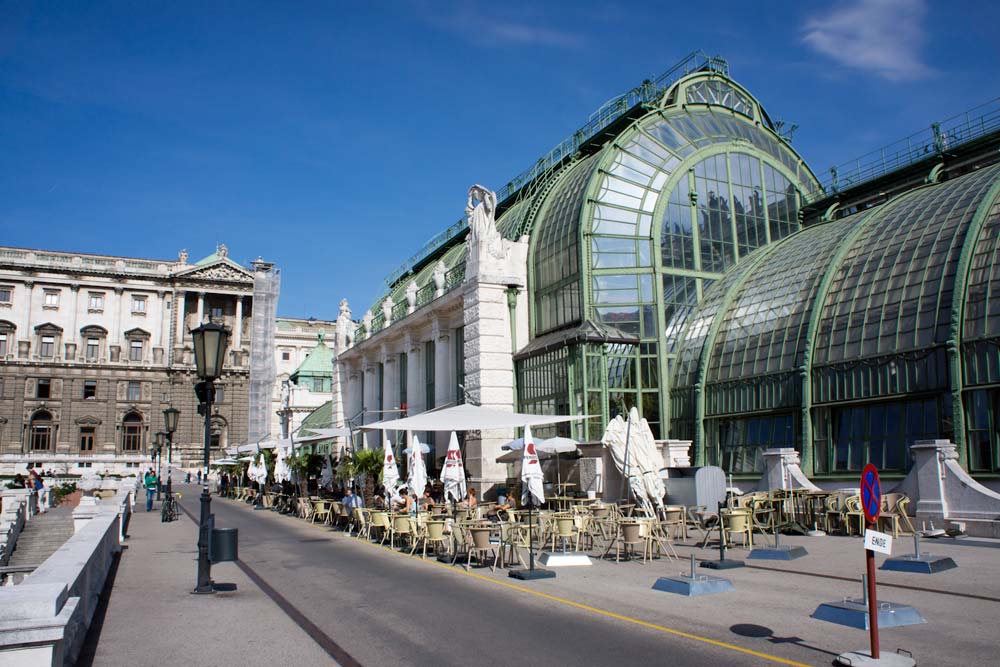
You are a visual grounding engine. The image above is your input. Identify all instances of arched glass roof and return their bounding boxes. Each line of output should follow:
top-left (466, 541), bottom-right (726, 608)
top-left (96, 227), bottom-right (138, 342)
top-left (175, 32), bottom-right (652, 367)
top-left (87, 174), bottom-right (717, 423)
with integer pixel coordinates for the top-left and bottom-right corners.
top-left (670, 161), bottom-right (1000, 413)
top-left (531, 154), bottom-right (602, 334)
top-left (814, 165), bottom-right (998, 364)
top-left (706, 213), bottom-right (871, 383)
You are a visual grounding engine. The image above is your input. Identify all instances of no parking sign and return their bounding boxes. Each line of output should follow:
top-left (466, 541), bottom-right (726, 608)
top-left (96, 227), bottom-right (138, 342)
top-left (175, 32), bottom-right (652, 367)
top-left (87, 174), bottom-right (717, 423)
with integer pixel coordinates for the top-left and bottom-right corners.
top-left (861, 463), bottom-right (881, 525)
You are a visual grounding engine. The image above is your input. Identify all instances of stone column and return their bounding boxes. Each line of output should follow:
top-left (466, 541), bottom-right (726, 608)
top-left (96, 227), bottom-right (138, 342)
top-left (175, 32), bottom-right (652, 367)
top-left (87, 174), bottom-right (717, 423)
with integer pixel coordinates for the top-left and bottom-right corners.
top-left (69, 284), bottom-right (80, 350)
top-left (175, 291), bottom-right (187, 341)
top-left (113, 287), bottom-right (124, 347)
top-left (461, 235), bottom-right (529, 496)
top-left (196, 292), bottom-right (205, 326)
top-left (234, 296), bottom-right (243, 349)
top-left (381, 345), bottom-right (397, 447)
top-left (404, 334), bottom-right (422, 414)
top-left (432, 319), bottom-right (452, 409)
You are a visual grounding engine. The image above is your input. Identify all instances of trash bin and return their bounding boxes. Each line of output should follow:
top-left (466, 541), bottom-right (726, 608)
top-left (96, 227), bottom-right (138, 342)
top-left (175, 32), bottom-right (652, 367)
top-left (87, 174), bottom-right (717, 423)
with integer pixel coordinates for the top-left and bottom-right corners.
top-left (210, 527), bottom-right (238, 563)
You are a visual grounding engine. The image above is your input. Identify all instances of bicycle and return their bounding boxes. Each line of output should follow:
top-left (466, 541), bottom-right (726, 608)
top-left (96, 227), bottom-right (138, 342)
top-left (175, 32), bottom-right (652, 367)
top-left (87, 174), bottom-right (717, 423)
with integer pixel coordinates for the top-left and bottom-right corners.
top-left (161, 491), bottom-right (181, 523)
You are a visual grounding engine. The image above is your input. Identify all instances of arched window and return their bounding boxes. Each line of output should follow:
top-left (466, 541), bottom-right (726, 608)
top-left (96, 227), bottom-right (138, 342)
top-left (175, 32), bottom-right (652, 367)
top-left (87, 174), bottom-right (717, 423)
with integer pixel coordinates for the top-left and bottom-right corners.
top-left (122, 412), bottom-right (143, 452)
top-left (29, 410), bottom-right (53, 450)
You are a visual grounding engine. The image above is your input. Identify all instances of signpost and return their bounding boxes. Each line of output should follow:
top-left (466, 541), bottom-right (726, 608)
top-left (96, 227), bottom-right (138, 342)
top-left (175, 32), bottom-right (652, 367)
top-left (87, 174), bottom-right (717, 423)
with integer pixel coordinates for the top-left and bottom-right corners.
top-left (861, 463), bottom-right (882, 660)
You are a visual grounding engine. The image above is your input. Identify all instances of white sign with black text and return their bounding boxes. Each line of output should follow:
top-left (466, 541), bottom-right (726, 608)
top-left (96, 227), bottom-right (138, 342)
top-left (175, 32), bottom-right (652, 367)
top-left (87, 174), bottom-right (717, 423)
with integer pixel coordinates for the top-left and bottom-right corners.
top-left (864, 528), bottom-right (893, 555)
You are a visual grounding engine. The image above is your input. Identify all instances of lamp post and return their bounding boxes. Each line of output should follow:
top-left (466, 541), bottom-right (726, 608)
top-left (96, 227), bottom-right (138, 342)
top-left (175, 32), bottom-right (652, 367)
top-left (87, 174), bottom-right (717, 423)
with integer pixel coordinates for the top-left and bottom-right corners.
top-left (154, 431), bottom-right (166, 500)
top-left (163, 405), bottom-right (180, 464)
top-left (191, 321), bottom-right (230, 595)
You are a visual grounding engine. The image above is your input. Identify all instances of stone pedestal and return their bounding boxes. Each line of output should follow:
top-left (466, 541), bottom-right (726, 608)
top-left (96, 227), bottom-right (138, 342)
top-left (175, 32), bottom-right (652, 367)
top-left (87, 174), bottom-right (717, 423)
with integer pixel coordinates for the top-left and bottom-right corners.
top-left (660, 440), bottom-right (692, 468)
top-left (757, 448), bottom-right (820, 492)
top-left (895, 439), bottom-right (1000, 537)
top-left (461, 235), bottom-right (528, 495)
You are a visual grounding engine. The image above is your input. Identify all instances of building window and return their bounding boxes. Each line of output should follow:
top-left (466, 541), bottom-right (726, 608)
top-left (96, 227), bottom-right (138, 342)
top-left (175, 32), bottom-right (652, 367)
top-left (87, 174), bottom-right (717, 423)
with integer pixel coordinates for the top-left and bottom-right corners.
top-left (130, 339), bottom-right (144, 361)
top-left (0, 332), bottom-right (7, 357)
top-left (131, 295), bottom-right (147, 314)
top-left (425, 341), bottom-right (435, 410)
top-left (43, 290), bottom-right (60, 308)
top-left (215, 385), bottom-right (225, 403)
top-left (29, 411), bottom-right (53, 450)
top-left (210, 306), bottom-right (223, 320)
top-left (80, 426), bottom-right (95, 452)
top-left (127, 381), bottom-right (141, 401)
top-left (37, 378), bottom-right (51, 399)
top-left (40, 335), bottom-right (55, 357)
top-left (122, 412), bottom-right (143, 451)
top-left (83, 380), bottom-right (97, 399)
top-left (88, 292), bottom-right (105, 311)
top-left (399, 352), bottom-right (408, 414)
top-left (86, 338), bottom-right (100, 360)
top-left (282, 351), bottom-right (290, 361)
top-left (0, 286), bottom-right (12, 304)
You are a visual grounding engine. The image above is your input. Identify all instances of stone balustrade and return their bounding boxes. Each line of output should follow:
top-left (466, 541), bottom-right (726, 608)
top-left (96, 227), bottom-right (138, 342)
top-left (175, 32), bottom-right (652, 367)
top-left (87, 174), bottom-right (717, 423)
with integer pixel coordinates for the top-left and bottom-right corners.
top-left (0, 484), bottom-right (132, 666)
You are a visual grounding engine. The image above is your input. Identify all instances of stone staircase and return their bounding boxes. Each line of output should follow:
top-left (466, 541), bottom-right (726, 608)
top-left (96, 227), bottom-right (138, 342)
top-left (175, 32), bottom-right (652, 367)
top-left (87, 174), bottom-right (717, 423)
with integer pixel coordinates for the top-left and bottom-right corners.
top-left (7, 507), bottom-right (75, 569)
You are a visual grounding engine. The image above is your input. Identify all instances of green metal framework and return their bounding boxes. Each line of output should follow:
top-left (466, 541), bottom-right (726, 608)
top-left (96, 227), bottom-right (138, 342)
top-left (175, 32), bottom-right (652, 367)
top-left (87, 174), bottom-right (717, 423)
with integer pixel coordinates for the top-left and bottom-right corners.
top-left (669, 162), bottom-right (1000, 475)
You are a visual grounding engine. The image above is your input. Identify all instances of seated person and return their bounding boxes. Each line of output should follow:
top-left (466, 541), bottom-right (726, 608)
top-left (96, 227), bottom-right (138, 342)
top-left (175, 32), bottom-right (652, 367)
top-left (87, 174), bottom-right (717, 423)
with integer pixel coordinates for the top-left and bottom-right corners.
top-left (373, 493), bottom-right (387, 510)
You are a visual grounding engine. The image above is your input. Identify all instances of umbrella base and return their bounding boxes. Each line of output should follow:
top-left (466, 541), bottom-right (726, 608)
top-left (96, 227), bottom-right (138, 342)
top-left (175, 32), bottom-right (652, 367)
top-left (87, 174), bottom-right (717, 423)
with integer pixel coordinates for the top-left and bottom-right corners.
top-left (539, 552), bottom-right (592, 567)
top-left (508, 567), bottom-right (556, 580)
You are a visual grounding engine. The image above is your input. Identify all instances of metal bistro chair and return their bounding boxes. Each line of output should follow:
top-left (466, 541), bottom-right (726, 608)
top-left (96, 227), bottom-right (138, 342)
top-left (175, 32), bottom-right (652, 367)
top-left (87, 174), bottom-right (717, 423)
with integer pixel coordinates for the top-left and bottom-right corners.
top-left (391, 514), bottom-right (417, 553)
top-left (369, 510), bottom-right (392, 545)
top-left (615, 521), bottom-right (644, 563)
top-left (423, 520), bottom-right (450, 559)
top-left (354, 508), bottom-right (372, 541)
top-left (721, 509), bottom-right (752, 549)
top-left (311, 500), bottom-right (331, 525)
top-left (467, 525), bottom-right (498, 572)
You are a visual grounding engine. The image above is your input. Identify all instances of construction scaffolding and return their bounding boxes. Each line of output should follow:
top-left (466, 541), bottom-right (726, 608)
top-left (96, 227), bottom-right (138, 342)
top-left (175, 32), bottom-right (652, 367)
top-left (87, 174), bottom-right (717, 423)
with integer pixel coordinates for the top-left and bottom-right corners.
top-left (248, 261), bottom-right (280, 443)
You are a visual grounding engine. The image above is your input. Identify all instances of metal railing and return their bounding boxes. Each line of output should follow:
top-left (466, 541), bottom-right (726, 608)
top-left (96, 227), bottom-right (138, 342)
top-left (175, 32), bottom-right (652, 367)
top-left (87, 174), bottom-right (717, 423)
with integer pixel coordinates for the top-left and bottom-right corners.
top-left (370, 313), bottom-right (385, 334)
top-left (380, 51), bottom-right (728, 291)
top-left (820, 97), bottom-right (1000, 196)
top-left (416, 283), bottom-right (436, 307)
top-left (391, 300), bottom-right (409, 321)
top-left (444, 263), bottom-right (465, 290)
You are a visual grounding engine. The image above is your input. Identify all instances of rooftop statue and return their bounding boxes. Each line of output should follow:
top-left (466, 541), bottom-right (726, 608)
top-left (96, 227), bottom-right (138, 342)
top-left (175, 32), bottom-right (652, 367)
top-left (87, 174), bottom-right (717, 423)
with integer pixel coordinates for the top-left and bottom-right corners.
top-left (466, 184), bottom-right (503, 263)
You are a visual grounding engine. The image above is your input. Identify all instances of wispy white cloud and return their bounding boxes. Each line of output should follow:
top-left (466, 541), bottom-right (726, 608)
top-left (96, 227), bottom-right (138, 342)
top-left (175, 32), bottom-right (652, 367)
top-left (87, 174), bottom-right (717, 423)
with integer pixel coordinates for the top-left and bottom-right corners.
top-left (802, 0), bottom-right (933, 81)
top-left (414, 1), bottom-right (584, 49)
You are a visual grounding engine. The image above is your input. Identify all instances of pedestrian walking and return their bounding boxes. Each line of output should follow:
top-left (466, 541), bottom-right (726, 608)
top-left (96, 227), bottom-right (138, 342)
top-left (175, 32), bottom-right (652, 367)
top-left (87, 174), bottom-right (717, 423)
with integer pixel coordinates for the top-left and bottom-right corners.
top-left (197, 469), bottom-right (202, 485)
top-left (30, 470), bottom-right (47, 512)
top-left (144, 468), bottom-right (158, 511)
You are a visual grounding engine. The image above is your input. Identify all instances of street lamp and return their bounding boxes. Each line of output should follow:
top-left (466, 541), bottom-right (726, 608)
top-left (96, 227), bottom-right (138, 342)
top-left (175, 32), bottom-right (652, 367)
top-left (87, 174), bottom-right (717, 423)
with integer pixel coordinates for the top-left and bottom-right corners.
top-left (163, 405), bottom-right (180, 464)
top-left (154, 431), bottom-right (166, 500)
top-left (190, 321), bottom-right (230, 595)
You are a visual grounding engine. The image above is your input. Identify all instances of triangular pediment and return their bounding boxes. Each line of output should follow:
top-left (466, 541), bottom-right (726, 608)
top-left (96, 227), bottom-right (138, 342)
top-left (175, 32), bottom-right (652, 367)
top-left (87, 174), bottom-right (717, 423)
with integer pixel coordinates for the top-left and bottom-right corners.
top-left (173, 259), bottom-right (254, 284)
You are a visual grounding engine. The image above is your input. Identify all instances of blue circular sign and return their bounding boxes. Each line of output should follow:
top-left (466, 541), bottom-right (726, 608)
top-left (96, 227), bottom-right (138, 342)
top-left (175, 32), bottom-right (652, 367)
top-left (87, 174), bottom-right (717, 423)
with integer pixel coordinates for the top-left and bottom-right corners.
top-left (861, 463), bottom-right (881, 524)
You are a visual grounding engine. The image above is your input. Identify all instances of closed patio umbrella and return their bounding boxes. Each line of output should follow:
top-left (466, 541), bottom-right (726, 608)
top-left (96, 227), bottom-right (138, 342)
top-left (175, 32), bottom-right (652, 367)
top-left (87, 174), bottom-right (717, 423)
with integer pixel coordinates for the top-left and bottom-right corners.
top-left (406, 435), bottom-right (428, 504)
top-left (441, 431), bottom-right (467, 504)
top-left (383, 439), bottom-right (401, 498)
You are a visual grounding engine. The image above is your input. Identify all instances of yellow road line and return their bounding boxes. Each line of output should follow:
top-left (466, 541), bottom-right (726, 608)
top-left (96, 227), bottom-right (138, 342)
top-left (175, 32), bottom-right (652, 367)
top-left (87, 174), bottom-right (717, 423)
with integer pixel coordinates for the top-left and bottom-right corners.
top-left (277, 508), bottom-right (812, 667)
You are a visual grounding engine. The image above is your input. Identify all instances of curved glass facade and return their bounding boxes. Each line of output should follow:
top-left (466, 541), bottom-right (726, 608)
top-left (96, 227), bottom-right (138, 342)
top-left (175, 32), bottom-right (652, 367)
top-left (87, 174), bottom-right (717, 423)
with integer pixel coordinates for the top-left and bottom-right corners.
top-left (669, 162), bottom-right (1000, 474)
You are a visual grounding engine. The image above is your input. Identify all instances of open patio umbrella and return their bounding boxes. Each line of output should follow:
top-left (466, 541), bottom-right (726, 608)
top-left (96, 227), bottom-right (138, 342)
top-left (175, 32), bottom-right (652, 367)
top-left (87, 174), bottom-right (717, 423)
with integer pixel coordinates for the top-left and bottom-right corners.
top-left (405, 435), bottom-right (428, 506)
top-left (441, 431), bottom-right (467, 504)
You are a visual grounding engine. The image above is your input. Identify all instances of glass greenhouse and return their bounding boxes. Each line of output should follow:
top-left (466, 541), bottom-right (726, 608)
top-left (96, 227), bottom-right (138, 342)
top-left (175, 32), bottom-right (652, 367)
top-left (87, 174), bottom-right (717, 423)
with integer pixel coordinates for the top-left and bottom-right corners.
top-left (365, 53), bottom-right (1000, 481)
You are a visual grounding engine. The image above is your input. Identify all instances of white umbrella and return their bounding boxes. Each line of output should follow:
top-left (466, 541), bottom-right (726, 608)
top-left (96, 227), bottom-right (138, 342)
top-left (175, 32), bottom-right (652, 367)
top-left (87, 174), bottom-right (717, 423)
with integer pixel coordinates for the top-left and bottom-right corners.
top-left (521, 425), bottom-right (544, 506)
top-left (248, 453), bottom-right (268, 485)
top-left (406, 435), bottom-right (428, 502)
top-left (441, 431), bottom-right (467, 503)
top-left (382, 439), bottom-right (400, 493)
top-left (274, 446), bottom-right (292, 484)
top-left (320, 455), bottom-right (334, 490)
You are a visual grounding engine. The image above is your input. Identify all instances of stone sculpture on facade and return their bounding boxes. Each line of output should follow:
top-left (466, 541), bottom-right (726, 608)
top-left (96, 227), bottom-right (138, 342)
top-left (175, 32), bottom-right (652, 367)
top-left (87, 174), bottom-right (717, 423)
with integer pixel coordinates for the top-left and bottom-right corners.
top-left (466, 184), bottom-right (503, 265)
top-left (432, 260), bottom-right (447, 297)
top-left (381, 297), bottom-right (394, 325)
top-left (405, 281), bottom-right (418, 313)
top-left (335, 299), bottom-right (354, 352)
top-left (178, 249), bottom-right (189, 264)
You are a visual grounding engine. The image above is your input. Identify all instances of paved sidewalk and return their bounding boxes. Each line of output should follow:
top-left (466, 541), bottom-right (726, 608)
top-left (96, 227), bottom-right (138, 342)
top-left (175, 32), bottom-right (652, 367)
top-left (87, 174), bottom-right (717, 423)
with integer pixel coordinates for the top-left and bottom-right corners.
top-left (79, 493), bottom-right (336, 667)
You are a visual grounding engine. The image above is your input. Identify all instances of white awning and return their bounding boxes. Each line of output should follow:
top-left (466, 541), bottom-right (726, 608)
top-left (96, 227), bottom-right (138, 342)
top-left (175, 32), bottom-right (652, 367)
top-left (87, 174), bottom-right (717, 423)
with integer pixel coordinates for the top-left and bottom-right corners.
top-left (297, 427), bottom-right (351, 441)
top-left (361, 404), bottom-right (584, 432)
top-left (234, 438), bottom-right (290, 452)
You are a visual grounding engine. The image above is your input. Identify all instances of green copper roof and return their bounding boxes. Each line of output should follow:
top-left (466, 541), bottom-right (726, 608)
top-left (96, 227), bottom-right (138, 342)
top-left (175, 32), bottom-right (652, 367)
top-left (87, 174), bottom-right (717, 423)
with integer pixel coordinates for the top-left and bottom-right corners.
top-left (289, 334), bottom-right (334, 381)
top-left (299, 400), bottom-right (333, 434)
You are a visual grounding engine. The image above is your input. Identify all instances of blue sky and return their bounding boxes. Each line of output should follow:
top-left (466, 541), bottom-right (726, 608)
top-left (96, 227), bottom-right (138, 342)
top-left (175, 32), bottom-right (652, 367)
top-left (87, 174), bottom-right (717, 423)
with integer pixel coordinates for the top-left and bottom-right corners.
top-left (1, 0), bottom-right (997, 319)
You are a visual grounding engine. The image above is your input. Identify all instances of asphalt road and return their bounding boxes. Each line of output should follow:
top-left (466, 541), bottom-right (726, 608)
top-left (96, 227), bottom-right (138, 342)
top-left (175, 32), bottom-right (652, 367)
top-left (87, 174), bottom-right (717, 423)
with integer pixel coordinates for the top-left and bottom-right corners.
top-left (182, 489), bottom-right (803, 667)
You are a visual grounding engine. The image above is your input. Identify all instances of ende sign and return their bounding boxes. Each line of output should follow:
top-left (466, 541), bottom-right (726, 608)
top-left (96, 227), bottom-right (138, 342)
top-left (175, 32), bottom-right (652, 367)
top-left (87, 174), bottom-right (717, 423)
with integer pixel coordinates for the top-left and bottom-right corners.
top-left (864, 528), bottom-right (893, 555)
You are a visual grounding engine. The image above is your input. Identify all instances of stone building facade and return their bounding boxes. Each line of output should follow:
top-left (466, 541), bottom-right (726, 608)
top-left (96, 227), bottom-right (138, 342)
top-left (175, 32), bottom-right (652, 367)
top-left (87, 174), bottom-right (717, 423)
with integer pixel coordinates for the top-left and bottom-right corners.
top-left (0, 244), bottom-right (271, 475)
top-left (272, 317), bottom-right (336, 439)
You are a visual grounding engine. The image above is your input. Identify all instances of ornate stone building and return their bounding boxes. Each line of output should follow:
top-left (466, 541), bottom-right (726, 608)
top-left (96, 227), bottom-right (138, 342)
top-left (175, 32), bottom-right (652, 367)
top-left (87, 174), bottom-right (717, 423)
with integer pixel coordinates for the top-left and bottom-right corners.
top-left (272, 317), bottom-right (336, 439)
top-left (0, 244), bottom-right (274, 475)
